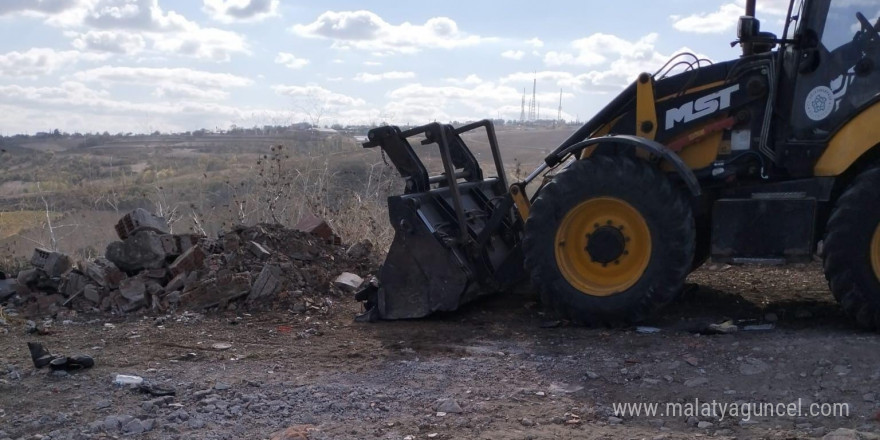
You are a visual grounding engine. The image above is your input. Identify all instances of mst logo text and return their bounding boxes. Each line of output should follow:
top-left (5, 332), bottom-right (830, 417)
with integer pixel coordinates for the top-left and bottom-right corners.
top-left (665, 84), bottom-right (740, 130)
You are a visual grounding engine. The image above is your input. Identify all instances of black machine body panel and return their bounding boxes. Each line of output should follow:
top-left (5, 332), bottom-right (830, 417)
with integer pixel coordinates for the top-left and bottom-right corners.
top-left (711, 196), bottom-right (816, 264)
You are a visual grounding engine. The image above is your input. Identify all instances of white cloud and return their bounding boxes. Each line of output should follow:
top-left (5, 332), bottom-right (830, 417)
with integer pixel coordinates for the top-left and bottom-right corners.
top-left (671, 0), bottom-right (792, 34)
top-left (0, 0), bottom-right (79, 16)
top-left (530, 33), bottom-right (711, 91)
top-left (82, 0), bottom-right (189, 31)
top-left (0, 80), bottom-right (297, 134)
top-left (272, 84), bottom-right (366, 107)
top-left (501, 50), bottom-right (524, 60)
top-left (0, 48), bottom-right (106, 77)
top-left (353, 71), bottom-right (415, 83)
top-left (154, 83), bottom-right (229, 101)
top-left (151, 27), bottom-right (248, 62)
top-left (27, 0), bottom-right (249, 61)
top-left (73, 66), bottom-right (253, 88)
top-left (291, 10), bottom-right (485, 54)
top-left (274, 52), bottom-right (309, 70)
top-left (444, 74), bottom-right (483, 86)
top-left (202, 0), bottom-right (278, 23)
top-left (71, 30), bottom-right (147, 54)
top-left (672, 3), bottom-right (742, 34)
top-left (544, 33), bottom-right (645, 67)
top-left (363, 61), bottom-right (382, 66)
top-left (525, 37), bottom-right (543, 48)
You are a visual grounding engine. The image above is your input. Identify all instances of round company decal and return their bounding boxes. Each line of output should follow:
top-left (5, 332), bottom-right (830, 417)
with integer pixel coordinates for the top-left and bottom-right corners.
top-left (805, 86), bottom-right (835, 121)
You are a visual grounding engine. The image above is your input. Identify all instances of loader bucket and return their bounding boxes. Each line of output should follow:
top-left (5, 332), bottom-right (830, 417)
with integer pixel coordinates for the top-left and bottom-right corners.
top-left (360, 121), bottom-right (525, 319)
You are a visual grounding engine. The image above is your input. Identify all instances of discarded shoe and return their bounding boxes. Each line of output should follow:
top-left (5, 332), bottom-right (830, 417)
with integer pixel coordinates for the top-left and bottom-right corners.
top-left (27, 343), bottom-right (94, 371)
top-left (27, 342), bottom-right (57, 369)
top-left (49, 355), bottom-right (95, 371)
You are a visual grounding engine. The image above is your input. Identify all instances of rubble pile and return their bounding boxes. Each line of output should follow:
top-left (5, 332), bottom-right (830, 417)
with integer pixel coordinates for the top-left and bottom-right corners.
top-left (0, 209), bottom-right (376, 318)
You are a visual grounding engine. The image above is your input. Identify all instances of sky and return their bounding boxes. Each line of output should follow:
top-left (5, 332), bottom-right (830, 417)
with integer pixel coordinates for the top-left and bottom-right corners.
top-left (0, 0), bottom-right (799, 135)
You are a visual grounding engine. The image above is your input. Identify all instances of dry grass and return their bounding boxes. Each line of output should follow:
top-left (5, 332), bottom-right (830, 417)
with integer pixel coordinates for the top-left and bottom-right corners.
top-left (0, 211), bottom-right (62, 239)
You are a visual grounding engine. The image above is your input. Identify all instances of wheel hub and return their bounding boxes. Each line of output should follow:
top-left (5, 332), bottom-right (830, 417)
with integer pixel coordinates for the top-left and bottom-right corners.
top-left (586, 225), bottom-right (626, 264)
top-left (554, 197), bottom-right (652, 296)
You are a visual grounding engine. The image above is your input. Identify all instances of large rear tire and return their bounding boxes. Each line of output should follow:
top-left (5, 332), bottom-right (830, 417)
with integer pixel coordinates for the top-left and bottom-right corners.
top-left (523, 155), bottom-right (695, 325)
top-left (823, 167), bottom-right (880, 330)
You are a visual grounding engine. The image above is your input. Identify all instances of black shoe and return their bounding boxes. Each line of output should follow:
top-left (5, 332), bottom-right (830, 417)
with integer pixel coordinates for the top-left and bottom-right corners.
top-left (67, 355), bottom-right (95, 370)
top-left (50, 355), bottom-right (95, 371)
top-left (27, 342), bottom-right (58, 369)
top-left (49, 357), bottom-right (69, 370)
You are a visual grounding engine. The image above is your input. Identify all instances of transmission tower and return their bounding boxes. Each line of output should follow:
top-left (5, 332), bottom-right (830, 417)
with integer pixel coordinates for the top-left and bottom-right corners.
top-left (557, 89), bottom-right (563, 122)
top-left (519, 88), bottom-right (526, 123)
top-left (528, 76), bottom-right (536, 121)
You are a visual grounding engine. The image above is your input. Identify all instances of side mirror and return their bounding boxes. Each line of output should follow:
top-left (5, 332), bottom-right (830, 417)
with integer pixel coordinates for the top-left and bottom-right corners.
top-left (738, 16), bottom-right (761, 40)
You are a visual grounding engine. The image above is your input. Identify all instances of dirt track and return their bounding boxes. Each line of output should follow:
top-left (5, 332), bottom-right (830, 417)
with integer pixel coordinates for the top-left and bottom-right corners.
top-left (2, 263), bottom-right (880, 440)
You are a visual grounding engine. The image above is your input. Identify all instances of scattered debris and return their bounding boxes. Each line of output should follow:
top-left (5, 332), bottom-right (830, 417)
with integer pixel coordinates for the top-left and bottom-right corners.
top-left (114, 374), bottom-right (144, 386)
top-left (435, 398), bottom-right (463, 414)
top-left (706, 320), bottom-right (738, 334)
top-left (743, 323), bottom-right (775, 331)
top-left (635, 326), bottom-right (660, 334)
top-left (211, 342), bottom-right (232, 351)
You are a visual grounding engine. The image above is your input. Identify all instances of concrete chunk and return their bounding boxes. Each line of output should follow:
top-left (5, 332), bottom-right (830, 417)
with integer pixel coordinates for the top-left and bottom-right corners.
top-left (249, 264), bottom-right (282, 301)
top-left (334, 272), bottom-right (363, 292)
top-left (0, 279), bottom-right (17, 301)
top-left (169, 246), bottom-right (206, 277)
top-left (106, 231), bottom-right (169, 273)
top-left (62, 272), bottom-right (89, 297)
top-left (115, 208), bottom-right (169, 240)
top-left (30, 248), bottom-right (73, 277)
top-left (119, 277), bottom-right (146, 302)
top-left (294, 210), bottom-right (340, 243)
top-left (83, 284), bottom-right (101, 304)
top-left (246, 241), bottom-right (271, 260)
top-left (82, 258), bottom-right (126, 289)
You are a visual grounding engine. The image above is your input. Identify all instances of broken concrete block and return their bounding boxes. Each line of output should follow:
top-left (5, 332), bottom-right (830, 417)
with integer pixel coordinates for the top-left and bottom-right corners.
top-left (165, 290), bottom-right (181, 304)
top-left (106, 231), bottom-right (169, 273)
top-left (346, 240), bottom-right (373, 260)
top-left (334, 272), bottom-right (364, 293)
top-left (0, 279), bottom-right (17, 301)
top-left (83, 284), bottom-right (101, 304)
top-left (164, 272), bottom-right (187, 293)
top-left (246, 241), bottom-right (271, 260)
top-left (294, 210), bottom-right (340, 243)
top-left (30, 248), bottom-right (73, 277)
top-left (249, 265), bottom-right (282, 301)
top-left (177, 234), bottom-right (202, 253)
top-left (221, 233), bottom-right (241, 252)
top-left (17, 268), bottom-right (38, 285)
top-left (181, 272), bottom-right (250, 310)
top-left (159, 235), bottom-right (182, 256)
top-left (82, 258), bottom-right (126, 289)
top-left (169, 246), bottom-right (206, 277)
top-left (114, 208), bottom-right (169, 240)
top-left (119, 278), bottom-right (146, 303)
top-left (61, 272), bottom-right (89, 297)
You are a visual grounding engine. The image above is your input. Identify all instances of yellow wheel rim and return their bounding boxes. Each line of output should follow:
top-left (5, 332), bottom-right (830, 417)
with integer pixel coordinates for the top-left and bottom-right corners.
top-left (554, 197), bottom-right (652, 296)
top-left (872, 223), bottom-right (880, 281)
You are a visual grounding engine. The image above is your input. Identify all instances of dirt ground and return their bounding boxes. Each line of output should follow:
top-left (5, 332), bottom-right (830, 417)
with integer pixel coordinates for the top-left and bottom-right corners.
top-left (2, 263), bottom-right (880, 440)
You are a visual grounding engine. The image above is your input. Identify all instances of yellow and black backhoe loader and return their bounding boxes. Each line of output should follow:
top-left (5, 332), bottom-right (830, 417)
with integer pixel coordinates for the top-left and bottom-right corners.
top-left (357, 0), bottom-right (880, 329)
